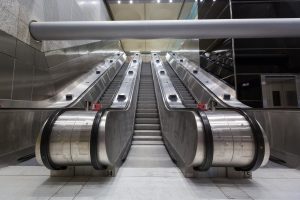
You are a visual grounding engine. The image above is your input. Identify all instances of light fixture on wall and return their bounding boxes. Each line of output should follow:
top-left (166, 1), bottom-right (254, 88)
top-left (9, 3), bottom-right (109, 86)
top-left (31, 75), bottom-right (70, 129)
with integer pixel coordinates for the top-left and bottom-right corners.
top-left (157, 0), bottom-right (160, 3)
top-left (169, 0), bottom-right (173, 2)
top-left (130, 0), bottom-right (133, 4)
top-left (118, 0), bottom-right (121, 4)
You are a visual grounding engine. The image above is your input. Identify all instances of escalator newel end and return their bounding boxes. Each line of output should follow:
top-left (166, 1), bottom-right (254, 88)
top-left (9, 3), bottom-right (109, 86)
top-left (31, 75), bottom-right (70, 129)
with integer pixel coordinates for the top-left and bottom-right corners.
top-left (196, 111), bottom-right (214, 171)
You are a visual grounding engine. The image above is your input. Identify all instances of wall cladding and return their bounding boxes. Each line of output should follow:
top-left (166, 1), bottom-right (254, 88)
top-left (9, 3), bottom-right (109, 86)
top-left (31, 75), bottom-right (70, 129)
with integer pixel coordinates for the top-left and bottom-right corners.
top-left (0, 110), bottom-right (51, 157)
top-left (0, 30), bottom-right (53, 101)
top-left (0, 30), bottom-right (122, 157)
top-left (0, 29), bottom-right (122, 102)
top-left (0, 0), bottom-right (110, 52)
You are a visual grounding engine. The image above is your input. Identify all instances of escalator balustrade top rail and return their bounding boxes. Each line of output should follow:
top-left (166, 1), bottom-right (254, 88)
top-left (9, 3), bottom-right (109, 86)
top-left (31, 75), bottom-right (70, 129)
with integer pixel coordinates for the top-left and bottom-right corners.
top-left (111, 54), bottom-right (142, 108)
top-left (166, 52), bottom-right (248, 108)
top-left (151, 54), bottom-right (184, 109)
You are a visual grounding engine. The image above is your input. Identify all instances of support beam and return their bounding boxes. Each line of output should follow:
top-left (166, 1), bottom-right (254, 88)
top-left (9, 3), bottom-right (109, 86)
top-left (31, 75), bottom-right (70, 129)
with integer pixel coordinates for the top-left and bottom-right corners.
top-left (29, 19), bottom-right (300, 41)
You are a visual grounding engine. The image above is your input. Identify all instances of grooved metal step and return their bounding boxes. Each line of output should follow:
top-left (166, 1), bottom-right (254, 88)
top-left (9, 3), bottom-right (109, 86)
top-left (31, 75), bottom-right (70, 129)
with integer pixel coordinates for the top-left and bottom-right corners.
top-left (133, 63), bottom-right (163, 146)
top-left (137, 104), bottom-right (157, 109)
top-left (135, 124), bottom-right (160, 130)
top-left (136, 113), bottom-right (159, 118)
top-left (136, 109), bottom-right (158, 113)
top-left (99, 62), bottom-right (129, 107)
top-left (135, 118), bottom-right (160, 124)
top-left (132, 141), bottom-right (164, 145)
top-left (134, 130), bottom-right (162, 136)
top-left (133, 136), bottom-right (162, 141)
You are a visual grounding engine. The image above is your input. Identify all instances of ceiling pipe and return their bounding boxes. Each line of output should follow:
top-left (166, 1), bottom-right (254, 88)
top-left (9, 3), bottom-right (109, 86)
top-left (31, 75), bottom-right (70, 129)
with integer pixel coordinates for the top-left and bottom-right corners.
top-left (29, 19), bottom-right (300, 41)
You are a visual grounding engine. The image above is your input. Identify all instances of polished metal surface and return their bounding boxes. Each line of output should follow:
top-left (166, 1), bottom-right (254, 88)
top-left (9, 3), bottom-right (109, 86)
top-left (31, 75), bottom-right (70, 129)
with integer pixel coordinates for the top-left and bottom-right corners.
top-left (0, 109), bottom-right (51, 158)
top-left (97, 56), bottom-right (141, 167)
top-left (30, 19), bottom-right (300, 40)
top-left (206, 111), bottom-right (256, 167)
top-left (250, 109), bottom-right (298, 167)
top-left (152, 55), bottom-right (269, 175)
top-left (0, 47), bottom-right (124, 158)
top-left (166, 52), bottom-right (248, 108)
top-left (163, 61), bottom-right (198, 108)
top-left (36, 54), bottom-right (141, 169)
top-left (111, 54), bottom-right (142, 108)
top-left (0, 53), bottom-right (126, 108)
top-left (50, 53), bottom-right (126, 108)
top-left (98, 62), bottom-right (129, 109)
top-left (0, 53), bottom-right (14, 99)
top-left (151, 54), bottom-right (184, 109)
top-left (152, 58), bottom-right (206, 173)
top-left (40, 111), bottom-right (97, 166)
top-left (167, 53), bottom-right (298, 167)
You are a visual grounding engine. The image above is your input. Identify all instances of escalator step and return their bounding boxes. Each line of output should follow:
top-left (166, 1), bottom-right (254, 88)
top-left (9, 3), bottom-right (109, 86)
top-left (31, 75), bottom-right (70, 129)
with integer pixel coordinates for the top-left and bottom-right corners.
top-left (134, 130), bottom-right (161, 136)
top-left (133, 136), bottom-right (162, 141)
top-left (137, 104), bottom-right (157, 109)
top-left (132, 141), bottom-right (164, 145)
top-left (135, 118), bottom-right (160, 124)
top-left (135, 124), bottom-right (160, 130)
top-left (136, 109), bottom-right (158, 113)
top-left (136, 113), bottom-right (159, 118)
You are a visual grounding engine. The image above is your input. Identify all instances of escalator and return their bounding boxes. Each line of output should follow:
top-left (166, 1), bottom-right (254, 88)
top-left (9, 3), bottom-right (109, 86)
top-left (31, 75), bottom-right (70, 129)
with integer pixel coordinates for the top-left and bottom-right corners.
top-left (164, 62), bottom-right (197, 108)
top-left (34, 55), bottom-right (141, 172)
top-left (99, 62), bottom-right (129, 108)
top-left (122, 62), bottom-right (174, 169)
top-left (133, 63), bottom-right (163, 145)
top-left (166, 52), bottom-right (300, 168)
top-left (0, 53), bottom-right (127, 166)
top-left (34, 53), bottom-right (270, 178)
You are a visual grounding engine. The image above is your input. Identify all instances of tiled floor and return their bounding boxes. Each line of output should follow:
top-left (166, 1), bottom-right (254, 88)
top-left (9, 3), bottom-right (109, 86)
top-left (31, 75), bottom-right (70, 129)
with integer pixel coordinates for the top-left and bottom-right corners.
top-left (0, 148), bottom-right (299, 200)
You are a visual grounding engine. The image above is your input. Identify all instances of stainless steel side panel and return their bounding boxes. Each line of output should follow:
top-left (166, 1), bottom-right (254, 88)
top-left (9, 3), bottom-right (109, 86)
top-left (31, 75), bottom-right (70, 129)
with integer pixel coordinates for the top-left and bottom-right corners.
top-left (0, 109), bottom-right (52, 157)
top-left (151, 59), bottom-right (205, 169)
top-left (97, 56), bottom-right (142, 167)
top-left (48, 111), bottom-right (97, 166)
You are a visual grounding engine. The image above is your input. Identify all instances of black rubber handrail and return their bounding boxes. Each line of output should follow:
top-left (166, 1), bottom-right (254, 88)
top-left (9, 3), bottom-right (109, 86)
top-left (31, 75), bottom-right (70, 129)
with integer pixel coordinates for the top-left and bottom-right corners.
top-left (195, 111), bottom-right (214, 171)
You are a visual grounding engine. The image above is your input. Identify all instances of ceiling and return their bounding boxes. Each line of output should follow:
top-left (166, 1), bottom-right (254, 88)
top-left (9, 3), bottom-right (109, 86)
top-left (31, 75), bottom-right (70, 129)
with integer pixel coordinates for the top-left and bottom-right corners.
top-left (107, 1), bottom-right (195, 52)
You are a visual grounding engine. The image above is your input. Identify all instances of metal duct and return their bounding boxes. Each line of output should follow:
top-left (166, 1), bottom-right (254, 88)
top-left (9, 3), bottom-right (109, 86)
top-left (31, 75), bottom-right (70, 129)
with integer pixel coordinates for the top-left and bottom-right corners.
top-left (30, 18), bottom-right (300, 41)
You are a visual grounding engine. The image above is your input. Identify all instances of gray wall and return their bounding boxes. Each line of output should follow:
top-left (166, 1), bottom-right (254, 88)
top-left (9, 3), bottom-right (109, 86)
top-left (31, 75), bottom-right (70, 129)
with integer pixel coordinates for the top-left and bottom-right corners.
top-left (0, 30), bottom-right (122, 102)
top-left (0, 110), bottom-right (51, 157)
top-left (0, 0), bottom-right (110, 52)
